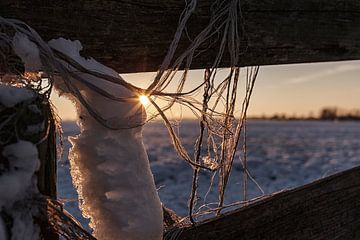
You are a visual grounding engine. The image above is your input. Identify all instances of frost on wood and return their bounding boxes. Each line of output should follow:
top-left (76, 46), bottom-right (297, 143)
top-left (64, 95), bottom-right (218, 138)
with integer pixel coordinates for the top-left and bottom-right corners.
top-left (50, 38), bottom-right (163, 240)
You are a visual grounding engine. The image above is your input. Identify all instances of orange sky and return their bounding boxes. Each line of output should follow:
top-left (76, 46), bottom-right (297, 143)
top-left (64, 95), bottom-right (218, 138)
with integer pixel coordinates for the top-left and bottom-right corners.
top-left (51, 60), bottom-right (360, 121)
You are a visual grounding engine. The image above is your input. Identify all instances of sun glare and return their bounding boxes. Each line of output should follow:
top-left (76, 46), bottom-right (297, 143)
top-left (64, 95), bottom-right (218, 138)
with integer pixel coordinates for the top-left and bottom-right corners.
top-left (139, 95), bottom-right (150, 106)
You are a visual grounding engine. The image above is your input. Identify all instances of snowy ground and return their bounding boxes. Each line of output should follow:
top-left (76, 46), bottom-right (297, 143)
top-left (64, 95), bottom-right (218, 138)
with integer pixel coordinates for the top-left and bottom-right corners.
top-left (58, 120), bottom-right (360, 230)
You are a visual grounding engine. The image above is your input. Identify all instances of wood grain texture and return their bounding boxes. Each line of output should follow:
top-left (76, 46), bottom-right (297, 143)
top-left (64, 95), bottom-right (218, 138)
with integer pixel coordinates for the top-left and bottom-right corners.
top-left (37, 99), bottom-right (59, 239)
top-left (174, 165), bottom-right (360, 240)
top-left (1, 0), bottom-right (360, 73)
top-left (37, 100), bottom-right (57, 199)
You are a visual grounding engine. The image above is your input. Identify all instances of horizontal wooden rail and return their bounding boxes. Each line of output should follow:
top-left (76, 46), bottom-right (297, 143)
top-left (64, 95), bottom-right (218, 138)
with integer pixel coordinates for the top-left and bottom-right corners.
top-left (1, 0), bottom-right (360, 73)
top-left (173, 165), bottom-right (360, 239)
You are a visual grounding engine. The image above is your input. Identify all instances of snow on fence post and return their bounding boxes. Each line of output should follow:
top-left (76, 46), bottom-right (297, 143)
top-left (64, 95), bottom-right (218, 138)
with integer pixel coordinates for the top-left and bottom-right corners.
top-left (0, 84), bottom-right (58, 239)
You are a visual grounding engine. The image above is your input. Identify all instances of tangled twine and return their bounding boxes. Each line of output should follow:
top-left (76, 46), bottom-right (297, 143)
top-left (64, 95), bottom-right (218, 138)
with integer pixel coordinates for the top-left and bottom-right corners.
top-left (0, 0), bottom-right (260, 230)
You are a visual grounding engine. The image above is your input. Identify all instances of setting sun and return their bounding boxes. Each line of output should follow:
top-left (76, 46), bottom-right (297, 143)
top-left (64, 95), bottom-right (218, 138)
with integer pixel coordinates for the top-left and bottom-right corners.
top-left (139, 95), bottom-right (150, 106)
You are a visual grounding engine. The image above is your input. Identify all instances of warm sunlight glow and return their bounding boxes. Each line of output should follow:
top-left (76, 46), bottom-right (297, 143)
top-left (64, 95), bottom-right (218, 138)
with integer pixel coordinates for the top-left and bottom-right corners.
top-left (139, 95), bottom-right (150, 106)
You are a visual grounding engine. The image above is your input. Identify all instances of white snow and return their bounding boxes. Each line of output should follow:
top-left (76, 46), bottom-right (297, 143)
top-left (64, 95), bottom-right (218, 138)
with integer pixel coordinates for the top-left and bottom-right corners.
top-left (11, 210), bottom-right (41, 240)
top-left (69, 126), bottom-right (163, 240)
top-left (58, 120), bottom-right (360, 229)
top-left (48, 38), bottom-right (118, 78)
top-left (12, 33), bottom-right (42, 72)
top-left (0, 84), bottom-right (35, 108)
top-left (51, 38), bottom-right (163, 240)
top-left (0, 141), bottom-right (41, 240)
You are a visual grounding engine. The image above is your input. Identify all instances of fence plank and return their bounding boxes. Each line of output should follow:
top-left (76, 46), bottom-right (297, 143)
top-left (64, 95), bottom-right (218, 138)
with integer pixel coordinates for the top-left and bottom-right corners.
top-left (172, 166), bottom-right (360, 239)
top-left (1, 0), bottom-right (360, 73)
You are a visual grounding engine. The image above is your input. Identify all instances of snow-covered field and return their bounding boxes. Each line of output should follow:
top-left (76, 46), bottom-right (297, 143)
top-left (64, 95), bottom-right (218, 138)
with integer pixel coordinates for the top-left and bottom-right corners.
top-left (58, 120), bottom-right (360, 230)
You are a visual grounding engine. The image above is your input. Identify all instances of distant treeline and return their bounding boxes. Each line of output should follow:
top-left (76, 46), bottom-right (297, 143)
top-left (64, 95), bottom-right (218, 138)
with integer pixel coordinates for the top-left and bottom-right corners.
top-left (250, 107), bottom-right (360, 121)
top-left (319, 107), bottom-right (360, 121)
